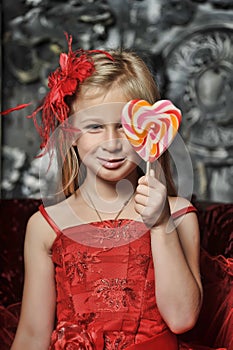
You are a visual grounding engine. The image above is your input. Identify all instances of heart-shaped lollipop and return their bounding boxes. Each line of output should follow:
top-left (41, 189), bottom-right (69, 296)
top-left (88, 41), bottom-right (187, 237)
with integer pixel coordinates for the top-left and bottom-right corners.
top-left (121, 99), bottom-right (182, 172)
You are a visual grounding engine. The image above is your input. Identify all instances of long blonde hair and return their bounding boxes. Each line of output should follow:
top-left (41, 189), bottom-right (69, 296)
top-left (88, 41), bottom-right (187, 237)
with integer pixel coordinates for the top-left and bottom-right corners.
top-left (61, 49), bottom-right (177, 197)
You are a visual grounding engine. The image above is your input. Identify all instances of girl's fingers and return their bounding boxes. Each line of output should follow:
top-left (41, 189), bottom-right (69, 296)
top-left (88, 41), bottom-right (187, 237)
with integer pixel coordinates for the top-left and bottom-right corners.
top-left (138, 174), bottom-right (159, 189)
top-left (138, 176), bottom-right (165, 195)
top-left (136, 184), bottom-right (150, 196)
top-left (134, 202), bottom-right (146, 215)
top-left (135, 193), bottom-right (150, 207)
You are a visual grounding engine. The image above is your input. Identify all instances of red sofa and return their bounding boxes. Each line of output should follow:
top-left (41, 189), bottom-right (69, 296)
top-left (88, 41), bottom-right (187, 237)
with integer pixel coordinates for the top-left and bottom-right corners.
top-left (0, 198), bottom-right (232, 350)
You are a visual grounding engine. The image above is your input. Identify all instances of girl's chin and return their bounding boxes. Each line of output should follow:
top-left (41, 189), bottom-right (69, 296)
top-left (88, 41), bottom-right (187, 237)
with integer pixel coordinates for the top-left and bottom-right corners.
top-left (97, 167), bottom-right (137, 184)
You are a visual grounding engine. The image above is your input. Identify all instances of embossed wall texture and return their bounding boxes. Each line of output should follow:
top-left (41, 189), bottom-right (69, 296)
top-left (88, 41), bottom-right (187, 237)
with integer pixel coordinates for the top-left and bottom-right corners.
top-left (1, 0), bottom-right (233, 202)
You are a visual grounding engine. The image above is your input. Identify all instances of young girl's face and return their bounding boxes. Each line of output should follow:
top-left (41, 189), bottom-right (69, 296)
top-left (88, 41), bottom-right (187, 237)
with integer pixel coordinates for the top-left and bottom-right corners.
top-left (72, 89), bottom-right (142, 183)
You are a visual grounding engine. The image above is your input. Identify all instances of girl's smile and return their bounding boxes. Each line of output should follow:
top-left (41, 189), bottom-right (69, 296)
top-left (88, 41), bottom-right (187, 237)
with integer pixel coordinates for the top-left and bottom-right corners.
top-left (97, 156), bottom-right (126, 169)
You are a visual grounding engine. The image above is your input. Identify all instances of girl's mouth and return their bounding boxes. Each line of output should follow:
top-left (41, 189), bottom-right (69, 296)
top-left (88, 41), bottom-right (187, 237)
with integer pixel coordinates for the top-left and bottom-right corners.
top-left (97, 157), bottom-right (126, 169)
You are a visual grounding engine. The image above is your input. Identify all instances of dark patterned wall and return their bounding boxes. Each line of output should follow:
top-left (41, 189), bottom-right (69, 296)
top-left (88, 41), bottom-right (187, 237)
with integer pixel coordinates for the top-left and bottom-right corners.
top-left (1, 0), bottom-right (233, 202)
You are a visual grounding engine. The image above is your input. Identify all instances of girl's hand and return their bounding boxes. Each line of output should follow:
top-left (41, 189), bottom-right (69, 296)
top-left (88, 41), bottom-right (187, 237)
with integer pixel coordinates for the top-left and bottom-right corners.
top-left (134, 169), bottom-right (171, 229)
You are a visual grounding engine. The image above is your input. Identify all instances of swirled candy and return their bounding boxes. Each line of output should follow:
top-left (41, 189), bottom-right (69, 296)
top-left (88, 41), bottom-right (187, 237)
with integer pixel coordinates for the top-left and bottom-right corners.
top-left (121, 99), bottom-right (182, 162)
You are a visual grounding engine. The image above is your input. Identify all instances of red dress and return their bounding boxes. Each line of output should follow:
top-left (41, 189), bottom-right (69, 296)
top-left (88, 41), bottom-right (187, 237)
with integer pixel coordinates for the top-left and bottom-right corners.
top-left (39, 205), bottom-right (221, 350)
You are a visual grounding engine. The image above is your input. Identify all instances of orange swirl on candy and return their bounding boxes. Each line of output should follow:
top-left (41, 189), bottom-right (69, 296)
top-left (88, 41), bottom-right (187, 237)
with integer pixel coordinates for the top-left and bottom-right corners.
top-left (121, 99), bottom-right (182, 162)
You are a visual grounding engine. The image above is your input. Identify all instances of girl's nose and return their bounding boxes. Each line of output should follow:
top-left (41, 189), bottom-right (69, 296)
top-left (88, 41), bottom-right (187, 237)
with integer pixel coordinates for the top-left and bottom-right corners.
top-left (102, 128), bottom-right (123, 152)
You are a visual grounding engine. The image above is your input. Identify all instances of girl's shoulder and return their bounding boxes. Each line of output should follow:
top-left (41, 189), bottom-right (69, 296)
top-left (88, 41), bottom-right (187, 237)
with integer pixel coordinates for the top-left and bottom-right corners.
top-left (25, 208), bottom-right (57, 252)
top-left (34, 195), bottom-right (85, 234)
top-left (169, 196), bottom-right (197, 219)
top-left (28, 208), bottom-right (55, 231)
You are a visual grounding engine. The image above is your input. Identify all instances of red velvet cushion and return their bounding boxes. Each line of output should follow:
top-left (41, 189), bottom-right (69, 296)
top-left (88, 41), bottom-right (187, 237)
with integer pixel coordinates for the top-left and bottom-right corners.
top-left (0, 199), bottom-right (41, 306)
top-left (180, 249), bottom-right (233, 349)
top-left (0, 303), bottom-right (21, 350)
top-left (196, 203), bottom-right (233, 258)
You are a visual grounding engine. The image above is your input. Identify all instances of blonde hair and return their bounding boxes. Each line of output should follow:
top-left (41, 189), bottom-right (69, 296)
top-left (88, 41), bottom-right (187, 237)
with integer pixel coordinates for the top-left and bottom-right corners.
top-left (62, 49), bottom-right (176, 197)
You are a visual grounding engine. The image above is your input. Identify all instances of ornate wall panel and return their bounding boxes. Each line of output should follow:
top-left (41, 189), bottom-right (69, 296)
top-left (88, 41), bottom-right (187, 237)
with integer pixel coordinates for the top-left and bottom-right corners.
top-left (163, 13), bottom-right (233, 202)
top-left (1, 0), bottom-right (233, 202)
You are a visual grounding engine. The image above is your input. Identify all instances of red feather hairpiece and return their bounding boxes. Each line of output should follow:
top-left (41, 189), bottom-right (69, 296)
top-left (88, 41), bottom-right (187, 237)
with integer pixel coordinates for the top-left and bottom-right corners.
top-left (1, 33), bottom-right (113, 154)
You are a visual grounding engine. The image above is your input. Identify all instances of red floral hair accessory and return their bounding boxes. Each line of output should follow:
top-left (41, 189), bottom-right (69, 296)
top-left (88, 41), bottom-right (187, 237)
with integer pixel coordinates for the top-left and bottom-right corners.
top-left (1, 33), bottom-right (113, 153)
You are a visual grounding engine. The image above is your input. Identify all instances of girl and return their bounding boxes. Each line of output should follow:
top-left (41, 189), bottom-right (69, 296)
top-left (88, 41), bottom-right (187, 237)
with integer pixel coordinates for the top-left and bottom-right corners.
top-left (10, 35), bottom-right (203, 349)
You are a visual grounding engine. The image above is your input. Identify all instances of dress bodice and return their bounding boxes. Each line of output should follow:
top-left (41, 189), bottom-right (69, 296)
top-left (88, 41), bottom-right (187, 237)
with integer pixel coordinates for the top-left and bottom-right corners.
top-left (39, 205), bottom-right (197, 349)
top-left (51, 220), bottom-right (170, 349)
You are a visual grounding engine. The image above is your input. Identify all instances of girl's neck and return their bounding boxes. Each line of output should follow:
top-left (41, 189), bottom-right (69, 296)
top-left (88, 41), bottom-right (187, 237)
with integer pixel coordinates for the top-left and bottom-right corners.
top-left (81, 170), bottom-right (138, 203)
top-left (69, 169), bottom-right (141, 223)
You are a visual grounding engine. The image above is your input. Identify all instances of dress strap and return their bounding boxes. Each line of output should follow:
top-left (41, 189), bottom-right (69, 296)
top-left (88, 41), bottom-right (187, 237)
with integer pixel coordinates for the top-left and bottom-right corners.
top-left (171, 205), bottom-right (197, 220)
top-left (39, 204), bottom-right (61, 236)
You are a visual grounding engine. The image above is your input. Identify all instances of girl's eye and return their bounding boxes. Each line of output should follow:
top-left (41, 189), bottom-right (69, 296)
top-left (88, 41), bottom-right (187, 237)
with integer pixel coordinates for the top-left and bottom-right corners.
top-left (117, 123), bottom-right (123, 130)
top-left (85, 124), bottom-right (103, 132)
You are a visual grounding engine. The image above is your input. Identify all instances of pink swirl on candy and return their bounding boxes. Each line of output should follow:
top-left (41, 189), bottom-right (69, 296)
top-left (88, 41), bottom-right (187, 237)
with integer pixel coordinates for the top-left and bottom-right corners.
top-left (121, 99), bottom-right (182, 162)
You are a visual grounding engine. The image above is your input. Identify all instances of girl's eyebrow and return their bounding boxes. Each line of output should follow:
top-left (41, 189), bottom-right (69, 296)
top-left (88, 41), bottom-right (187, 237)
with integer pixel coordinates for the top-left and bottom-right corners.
top-left (78, 117), bottom-right (104, 126)
top-left (79, 116), bottom-right (121, 125)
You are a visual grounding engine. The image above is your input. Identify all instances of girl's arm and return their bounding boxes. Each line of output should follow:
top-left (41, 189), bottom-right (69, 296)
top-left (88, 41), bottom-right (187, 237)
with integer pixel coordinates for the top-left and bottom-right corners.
top-left (135, 173), bottom-right (203, 334)
top-left (150, 208), bottom-right (202, 334)
top-left (10, 211), bottom-right (57, 350)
